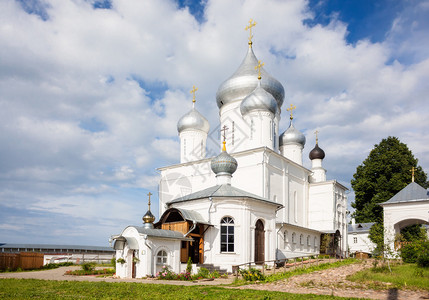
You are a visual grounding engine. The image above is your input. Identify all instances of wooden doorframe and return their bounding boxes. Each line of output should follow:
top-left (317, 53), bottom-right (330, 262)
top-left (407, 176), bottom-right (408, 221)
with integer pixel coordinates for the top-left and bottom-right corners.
top-left (254, 219), bottom-right (265, 264)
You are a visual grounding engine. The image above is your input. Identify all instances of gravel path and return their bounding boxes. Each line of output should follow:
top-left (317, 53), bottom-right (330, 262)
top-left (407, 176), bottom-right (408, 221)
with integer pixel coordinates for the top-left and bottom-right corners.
top-left (235, 261), bottom-right (429, 300)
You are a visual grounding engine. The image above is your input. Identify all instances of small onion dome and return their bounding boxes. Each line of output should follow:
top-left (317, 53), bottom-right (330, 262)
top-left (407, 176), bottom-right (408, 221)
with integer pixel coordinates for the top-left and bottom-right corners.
top-left (177, 107), bottom-right (210, 134)
top-left (309, 143), bottom-right (325, 160)
top-left (279, 121), bottom-right (306, 147)
top-left (240, 82), bottom-right (278, 116)
top-left (142, 210), bottom-right (155, 224)
top-left (211, 145), bottom-right (238, 176)
top-left (216, 46), bottom-right (284, 109)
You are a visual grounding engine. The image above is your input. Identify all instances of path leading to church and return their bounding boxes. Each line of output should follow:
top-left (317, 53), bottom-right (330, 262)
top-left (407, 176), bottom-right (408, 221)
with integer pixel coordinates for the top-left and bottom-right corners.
top-left (234, 260), bottom-right (429, 300)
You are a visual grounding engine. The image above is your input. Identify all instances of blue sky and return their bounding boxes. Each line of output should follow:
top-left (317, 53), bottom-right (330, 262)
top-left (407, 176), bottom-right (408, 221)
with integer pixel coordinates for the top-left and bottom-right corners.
top-left (1, 0), bottom-right (428, 246)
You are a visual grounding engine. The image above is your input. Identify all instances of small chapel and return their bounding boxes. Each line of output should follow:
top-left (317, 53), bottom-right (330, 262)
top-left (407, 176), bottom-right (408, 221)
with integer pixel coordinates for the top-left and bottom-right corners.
top-left (111, 21), bottom-right (348, 278)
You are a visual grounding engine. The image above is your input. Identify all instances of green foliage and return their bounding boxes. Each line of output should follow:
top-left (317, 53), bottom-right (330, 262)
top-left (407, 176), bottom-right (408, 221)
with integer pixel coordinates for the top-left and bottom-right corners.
top-left (399, 224), bottom-right (428, 242)
top-left (239, 268), bottom-right (265, 281)
top-left (186, 257), bottom-right (192, 273)
top-left (417, 248), bottom-right (429, 268)
top-left (400, 241), bottom-right (429, 263)
top-left (116, 258), bottom-right (125, 264)
top-left (351, 136), bottom-right (428, 223)
top-left (368, 222), bottom-right (385, 255)
top-left (65, 268), bottom-right (115, 276)
top-left (81, 262), bottom-right (96, 272)
top-left (196, 267), bottom-right (210, 278)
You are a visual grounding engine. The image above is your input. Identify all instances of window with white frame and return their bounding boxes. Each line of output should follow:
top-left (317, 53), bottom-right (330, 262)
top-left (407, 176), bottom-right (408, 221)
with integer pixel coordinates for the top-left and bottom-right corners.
top-left (221, 217), bottom-right (234, 252)
top-left (314, 237), bottom-right (317, 250)
top-left (157, 250), bottom-right (167, 264)
top-left (353, 237), bottom-right (357, 244)
top-left (307, 235), bottom-right (311, 246)
top-left (300, 234), bottom-right (304, 245)
top-left (292, 232), bottom-right (296, 244)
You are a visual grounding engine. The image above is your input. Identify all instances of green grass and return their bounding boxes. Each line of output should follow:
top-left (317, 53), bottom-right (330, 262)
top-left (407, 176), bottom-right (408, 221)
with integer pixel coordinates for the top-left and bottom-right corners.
top-left (0, 278), bottom-right (363, 299)
top-left (347, 263), bottom-right (429, 291)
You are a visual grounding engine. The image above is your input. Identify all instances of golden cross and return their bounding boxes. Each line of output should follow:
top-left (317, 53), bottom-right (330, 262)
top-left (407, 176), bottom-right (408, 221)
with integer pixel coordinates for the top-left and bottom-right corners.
top-left (190, 85), bottom-right (198, 103)
top-left (287, 104), bottom-right (296, 120)
top-left (147, 192), bottom-right (152, 208)
top-left (221, 125), bottom-right (228, 151)
top-left (245, 19), bottom-right (257, 45)
top-left (255, 60), bottom-right (264, 80)
top-left (410, 167), bottom-right (415, 182)
top-left (314, 130), bottom-right (319, 144)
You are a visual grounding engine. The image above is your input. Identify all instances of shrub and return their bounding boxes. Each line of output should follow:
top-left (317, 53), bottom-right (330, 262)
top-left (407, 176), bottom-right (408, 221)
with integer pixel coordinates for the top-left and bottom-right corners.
top-left (186, 257), bottom-right (192, 274)
top-left (197, 267), bottom-right (210, 278)
top-left (417, 247), bottom-right (429, 268)
top-left (116, 258), bottom-right (126, 264)
top-left (156, 265), bottom-right (176, 280)
top-left (400, 241), bottom-right (429, 263)
top-left (81, 262), bottom-right (96, 272)
top-left (239, 268), bottom-right (265, 281)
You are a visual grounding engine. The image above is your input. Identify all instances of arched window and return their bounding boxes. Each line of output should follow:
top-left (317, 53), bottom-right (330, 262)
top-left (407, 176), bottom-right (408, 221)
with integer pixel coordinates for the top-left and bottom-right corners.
top-left (314, 237), bottom-right (317, 250)
top-left (292, 232), bottom-right (296, 244)
top-left (220, 217), bottom-right (234, 252)
top-left (300, 234), bottom-right (304, 245)
top-left (157, 250), bottom-right (167, 265)
top-left (307, 235), bottom-right (311, 246)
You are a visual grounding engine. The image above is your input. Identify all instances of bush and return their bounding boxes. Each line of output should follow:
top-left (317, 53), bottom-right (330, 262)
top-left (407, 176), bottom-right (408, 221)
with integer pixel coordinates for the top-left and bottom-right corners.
top-left (81, 262), bottom-right (96, 272)
top-left (156, 265), bottom-right (176, 280)
top-left (239, 268), bottom-right (265, 281)
top-left (417, 248), bottom-right (429, 268)
top-left (186, 257), bottom-right (192, 274)
top-left (400, 241), bottom-right (429, 263)
top-left (196, 267), bottom-right (210, 278)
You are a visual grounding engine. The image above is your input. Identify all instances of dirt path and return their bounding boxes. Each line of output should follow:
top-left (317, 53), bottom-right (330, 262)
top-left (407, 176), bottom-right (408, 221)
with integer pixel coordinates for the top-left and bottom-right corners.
top-left (235, 261), bottom-right (429, 300)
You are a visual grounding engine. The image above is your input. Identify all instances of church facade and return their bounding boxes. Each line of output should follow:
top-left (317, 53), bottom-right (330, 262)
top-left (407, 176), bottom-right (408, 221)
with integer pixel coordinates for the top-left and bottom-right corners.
top-left (112, 25), bottom-right (348, 278)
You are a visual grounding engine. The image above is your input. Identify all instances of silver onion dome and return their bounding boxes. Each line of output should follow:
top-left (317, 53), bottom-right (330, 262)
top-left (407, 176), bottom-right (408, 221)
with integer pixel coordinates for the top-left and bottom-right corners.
top-left (279, 121), bottom-right (306, 147)
top-left (240, 82), bottom-right (278, 116)
top-left (309, 144), bottom-right (325, 160)
top-left (177, 107), bottom-right (210, 134)
top-left (211, 148), bottom-right (238, 175)
top-left (216, 46), bottom-right (285, 109)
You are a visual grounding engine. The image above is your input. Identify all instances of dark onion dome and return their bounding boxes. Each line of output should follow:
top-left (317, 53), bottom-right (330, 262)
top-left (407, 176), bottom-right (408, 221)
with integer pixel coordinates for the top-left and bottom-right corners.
top-left (279, 121), bottom-right (306, 147)
top-left (309, 143), bottom-right (325, 160)
top-left (216, 46), bottom-right (284, 109)
top-left (142, 210), bottom-right (155, 224)
top-left (240, 81), bottom-right (278, 116)
top-left (211, 143), bottom-right (238, 175)
top-left (177, 107), bottom-right (210, 134)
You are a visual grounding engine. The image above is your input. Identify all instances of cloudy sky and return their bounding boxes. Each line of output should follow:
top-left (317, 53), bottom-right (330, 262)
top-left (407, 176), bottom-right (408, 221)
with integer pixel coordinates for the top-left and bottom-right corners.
top-left (1, 0), bottom-right (428, 246)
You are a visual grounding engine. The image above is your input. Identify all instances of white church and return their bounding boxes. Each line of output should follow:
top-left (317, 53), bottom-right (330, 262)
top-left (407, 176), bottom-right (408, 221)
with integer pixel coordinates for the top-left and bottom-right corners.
top-left (111, 23), bottom-right (348, 278)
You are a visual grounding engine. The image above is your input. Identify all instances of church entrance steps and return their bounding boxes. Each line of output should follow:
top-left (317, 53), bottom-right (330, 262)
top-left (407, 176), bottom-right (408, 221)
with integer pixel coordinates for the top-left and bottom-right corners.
top-left (196, 263), bottom-right (228, 275)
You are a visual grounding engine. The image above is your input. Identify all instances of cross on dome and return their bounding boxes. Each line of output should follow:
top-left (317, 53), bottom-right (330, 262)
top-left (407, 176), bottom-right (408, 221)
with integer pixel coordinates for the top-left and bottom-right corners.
top-left (410, 167), bottom-right (415, 182)
top-left (255, 60), bottom-right (264, 80)
top-left (245, 19), bottom-right (257, 46)
top-left (314, 130), bottom-right (319, 144)
top-left (190, 85), bottom-right (198, 107)
top-left (147, 192), bottom-right (152, 209)
top-left (287, 104), bottom-right (296, 120)
top-left (221, 125), bottom-right (229, 151)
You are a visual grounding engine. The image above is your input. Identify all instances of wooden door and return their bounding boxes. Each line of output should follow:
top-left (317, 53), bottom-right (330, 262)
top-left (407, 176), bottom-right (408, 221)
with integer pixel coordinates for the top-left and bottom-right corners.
top-left (254, 220), bottom-right (265, 264)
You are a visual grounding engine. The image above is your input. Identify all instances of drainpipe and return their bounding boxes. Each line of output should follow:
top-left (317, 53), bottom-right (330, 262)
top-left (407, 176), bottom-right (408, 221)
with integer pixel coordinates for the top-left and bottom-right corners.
top-left (144, 235), bottom-right (153, 276)
top-left (276, 223), bottom-right (285, 261)
top-left (208, 197), bottom-right (213, 223)
top-left (185, 221), bottom-right (197, 237)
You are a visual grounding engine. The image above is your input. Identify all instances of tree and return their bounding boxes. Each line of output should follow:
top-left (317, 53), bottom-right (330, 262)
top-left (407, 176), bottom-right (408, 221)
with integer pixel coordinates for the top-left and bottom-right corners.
top-left (351, 136), bottom-right (428, 223)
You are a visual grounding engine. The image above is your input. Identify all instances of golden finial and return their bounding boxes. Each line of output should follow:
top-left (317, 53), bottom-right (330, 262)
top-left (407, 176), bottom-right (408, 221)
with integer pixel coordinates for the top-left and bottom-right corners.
top-left (147, 192), bottom-right (152, 209)
top-left (255, 60), bottom-right (264, 80)
top-left (245, 18), bottom-right (257, 46)
top-left (221, 125), bottom-right (228, 151)
top-left (314, 130), bottom-right (319, 144)
top-left (287, 104), bottom-right (296, 120)
top-left (410, 167), bottom-right (415, 183)
top-left (190, 85), bottom-right (198, 104)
